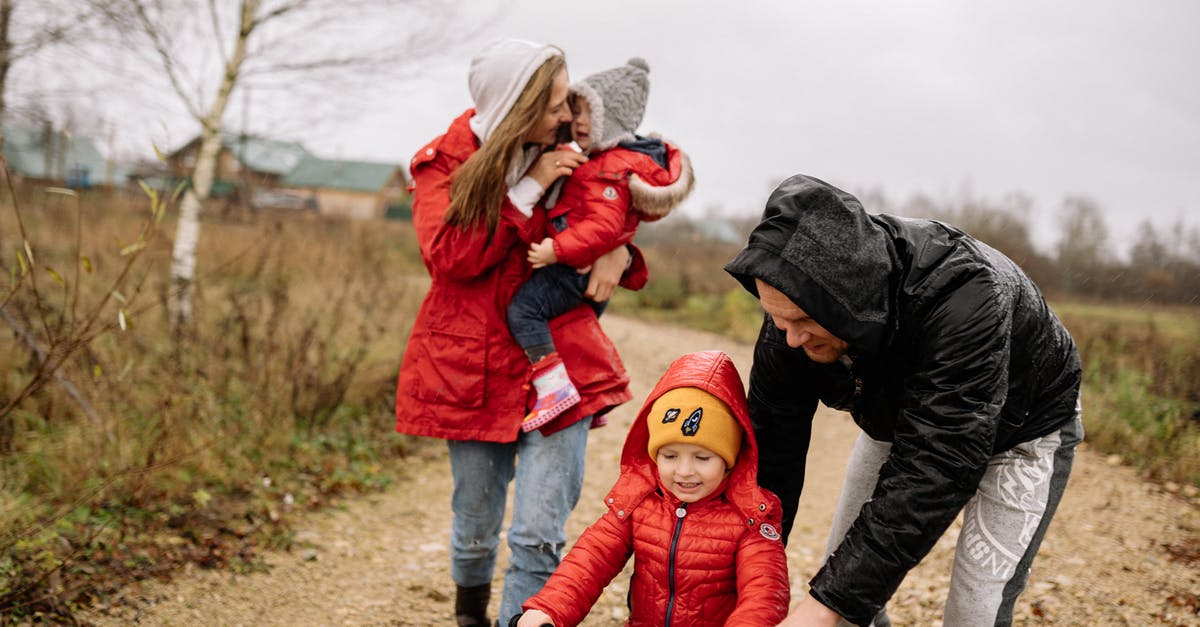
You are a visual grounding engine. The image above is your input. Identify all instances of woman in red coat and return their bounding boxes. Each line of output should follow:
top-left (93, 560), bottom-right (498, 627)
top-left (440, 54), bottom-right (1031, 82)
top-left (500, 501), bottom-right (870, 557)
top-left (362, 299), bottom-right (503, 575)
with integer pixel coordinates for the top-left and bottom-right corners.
top-left (515, 351), bottom-right (791, 627)
top-left (394, 39), bottom-right (647, 626)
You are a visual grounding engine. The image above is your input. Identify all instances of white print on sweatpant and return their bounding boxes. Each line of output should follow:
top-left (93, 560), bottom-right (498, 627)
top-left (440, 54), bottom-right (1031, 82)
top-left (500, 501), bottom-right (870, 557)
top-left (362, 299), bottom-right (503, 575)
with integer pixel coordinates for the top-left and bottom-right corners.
top-left (959, 442), bottom-right (1054, 580)
top-left (955, 449), bottom-right (1051, 576)
top-left (943, 429), bottom-right (1062, 623)
top-left (823, 420), bottom-right (1076, 627)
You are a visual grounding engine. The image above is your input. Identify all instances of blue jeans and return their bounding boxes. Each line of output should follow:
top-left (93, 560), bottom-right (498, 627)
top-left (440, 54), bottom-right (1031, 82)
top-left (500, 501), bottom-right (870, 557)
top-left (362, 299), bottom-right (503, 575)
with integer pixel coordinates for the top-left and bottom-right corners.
top-left (507, 263), bottom-right (605, 351)
top-left (447, 415), bottom-right (592, 624)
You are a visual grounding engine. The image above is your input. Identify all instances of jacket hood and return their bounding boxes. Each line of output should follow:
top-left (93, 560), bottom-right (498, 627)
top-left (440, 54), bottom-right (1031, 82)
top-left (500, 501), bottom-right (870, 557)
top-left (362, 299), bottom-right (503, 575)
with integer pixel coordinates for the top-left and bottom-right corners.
top-left (607, 351), bottom-right (777, 521)
top-left (467, 39), bottom-right (563, 144)
top-left (547, 137), bottom-right (694, 219)
top-left (723, 174), bottom-right (896, 356)
top-left (627, 138), bottom-right (694, 221)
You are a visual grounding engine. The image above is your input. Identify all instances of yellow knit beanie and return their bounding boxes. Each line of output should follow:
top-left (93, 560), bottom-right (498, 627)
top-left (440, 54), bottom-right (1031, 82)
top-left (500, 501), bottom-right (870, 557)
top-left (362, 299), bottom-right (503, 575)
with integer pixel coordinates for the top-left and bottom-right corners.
top-left (646, 386), bottom-right (743, 469)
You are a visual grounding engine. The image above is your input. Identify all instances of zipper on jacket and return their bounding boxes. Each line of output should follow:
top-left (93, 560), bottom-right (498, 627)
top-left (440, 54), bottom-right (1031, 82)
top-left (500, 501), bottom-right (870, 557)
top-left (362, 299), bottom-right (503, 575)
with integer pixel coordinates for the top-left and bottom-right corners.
top-left (664, 503), bottom-right (687, 627)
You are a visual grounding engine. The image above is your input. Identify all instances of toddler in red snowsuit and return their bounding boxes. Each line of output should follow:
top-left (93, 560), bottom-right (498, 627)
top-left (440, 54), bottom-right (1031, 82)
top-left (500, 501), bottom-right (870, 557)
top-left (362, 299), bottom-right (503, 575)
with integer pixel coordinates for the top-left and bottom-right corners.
top-left (508, 58), bottom-right (695, 432)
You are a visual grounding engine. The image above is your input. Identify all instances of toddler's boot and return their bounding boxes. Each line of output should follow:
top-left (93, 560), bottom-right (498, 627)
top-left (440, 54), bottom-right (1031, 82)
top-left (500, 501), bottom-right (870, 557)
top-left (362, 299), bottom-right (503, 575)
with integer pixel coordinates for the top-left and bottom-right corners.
top-left (522, 352), bottom-right (580, 432)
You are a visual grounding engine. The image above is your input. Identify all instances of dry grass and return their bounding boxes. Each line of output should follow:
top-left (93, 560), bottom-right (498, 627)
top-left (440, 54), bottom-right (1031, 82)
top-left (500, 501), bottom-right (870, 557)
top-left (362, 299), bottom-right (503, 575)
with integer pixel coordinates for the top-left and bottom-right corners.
top-left (1, 187), bottom-right (426, 619)
top-left (1056, 303), bottom-right (1200, 485)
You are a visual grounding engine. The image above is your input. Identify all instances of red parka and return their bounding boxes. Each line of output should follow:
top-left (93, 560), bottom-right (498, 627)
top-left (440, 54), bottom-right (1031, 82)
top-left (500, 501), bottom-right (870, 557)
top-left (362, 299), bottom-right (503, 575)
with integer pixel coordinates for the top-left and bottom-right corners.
top-left (523, 350), bottom-right (790, 626)
top-left (548, 140), bottom-right (694, 269)
top-left (394, 109), bottom-right (648, 441)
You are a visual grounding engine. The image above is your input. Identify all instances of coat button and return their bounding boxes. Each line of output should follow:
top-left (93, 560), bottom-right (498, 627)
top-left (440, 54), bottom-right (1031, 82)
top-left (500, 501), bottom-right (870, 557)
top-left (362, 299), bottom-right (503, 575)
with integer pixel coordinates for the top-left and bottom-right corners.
top-left (425, 147), bottom-right (434, 156)
top-left (617, 510), bottom-right (624, 517)
top-left (748, 518), bottom-right (755, 526)
top-left (759, 503), bottom-right (766, 511)
top-left (607, 498), bottom-right (614, 504)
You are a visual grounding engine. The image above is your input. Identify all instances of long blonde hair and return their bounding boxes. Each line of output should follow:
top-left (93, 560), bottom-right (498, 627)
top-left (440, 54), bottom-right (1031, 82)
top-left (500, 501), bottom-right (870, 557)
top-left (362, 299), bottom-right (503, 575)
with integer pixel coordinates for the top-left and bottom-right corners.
top-left (446, 55), bottom-right (566, 234)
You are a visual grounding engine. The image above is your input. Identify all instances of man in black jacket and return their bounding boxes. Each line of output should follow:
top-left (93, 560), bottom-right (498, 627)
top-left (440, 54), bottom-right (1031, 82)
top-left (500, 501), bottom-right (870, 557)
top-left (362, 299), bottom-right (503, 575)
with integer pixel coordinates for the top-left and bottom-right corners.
top-left (724, 174), bottom-right (1083, 626)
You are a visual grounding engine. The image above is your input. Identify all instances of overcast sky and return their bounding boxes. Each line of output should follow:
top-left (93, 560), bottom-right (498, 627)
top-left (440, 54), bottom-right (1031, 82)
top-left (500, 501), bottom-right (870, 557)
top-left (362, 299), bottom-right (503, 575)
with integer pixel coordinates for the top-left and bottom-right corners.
top-left (99, 0), bottom-right (1200, 256)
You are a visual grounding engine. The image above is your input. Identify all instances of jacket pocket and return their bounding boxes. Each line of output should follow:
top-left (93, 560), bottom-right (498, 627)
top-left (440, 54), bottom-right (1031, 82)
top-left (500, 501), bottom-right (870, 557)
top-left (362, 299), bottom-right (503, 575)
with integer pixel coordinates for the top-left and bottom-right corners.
top-left (403, 329), bottom-right (486, 408)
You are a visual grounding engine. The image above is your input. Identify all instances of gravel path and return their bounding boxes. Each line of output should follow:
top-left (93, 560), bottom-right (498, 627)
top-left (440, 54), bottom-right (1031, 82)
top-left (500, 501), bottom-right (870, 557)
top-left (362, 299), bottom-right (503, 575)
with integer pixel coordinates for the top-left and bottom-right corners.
top-left (82, 315), bottom-right (1200, 626)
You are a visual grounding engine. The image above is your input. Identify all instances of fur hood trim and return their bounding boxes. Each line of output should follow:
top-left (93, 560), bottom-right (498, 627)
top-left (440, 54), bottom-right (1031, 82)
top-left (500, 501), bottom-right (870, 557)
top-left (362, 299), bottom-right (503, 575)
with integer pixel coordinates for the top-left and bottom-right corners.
top-left (630, 148), bottom-right (694, 220)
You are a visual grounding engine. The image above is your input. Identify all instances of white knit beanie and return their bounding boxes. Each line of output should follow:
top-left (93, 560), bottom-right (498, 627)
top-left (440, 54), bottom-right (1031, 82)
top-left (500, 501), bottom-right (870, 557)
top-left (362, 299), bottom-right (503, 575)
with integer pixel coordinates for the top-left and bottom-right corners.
top-left (570, 58), bottom-right (651, 152)
top-left (467, 38), bottom-right (564, 144)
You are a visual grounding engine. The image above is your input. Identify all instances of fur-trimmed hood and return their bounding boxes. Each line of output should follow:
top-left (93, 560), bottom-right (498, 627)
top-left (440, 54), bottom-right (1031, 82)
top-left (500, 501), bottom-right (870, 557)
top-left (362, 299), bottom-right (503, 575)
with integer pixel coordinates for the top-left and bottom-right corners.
top-left (543, 137), bottom-right (695, 270)
top-left (592, 136), bottom-right (693, 222)
top-left (629, 141), bottom-right (694, 221)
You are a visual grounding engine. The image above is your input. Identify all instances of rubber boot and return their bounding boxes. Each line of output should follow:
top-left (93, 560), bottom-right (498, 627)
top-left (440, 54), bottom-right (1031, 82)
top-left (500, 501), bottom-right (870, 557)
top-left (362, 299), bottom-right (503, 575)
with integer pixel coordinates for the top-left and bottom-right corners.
top-left (454, 583), bottom-right (490, 627)
top-left (521, 352), bottom-right (580, 432)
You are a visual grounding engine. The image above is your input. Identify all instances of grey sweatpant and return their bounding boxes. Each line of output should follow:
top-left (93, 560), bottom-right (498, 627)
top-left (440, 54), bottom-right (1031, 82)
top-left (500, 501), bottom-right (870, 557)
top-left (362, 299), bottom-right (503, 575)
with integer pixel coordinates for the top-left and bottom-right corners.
top-left (824, 404), bottom-right (1084, 627)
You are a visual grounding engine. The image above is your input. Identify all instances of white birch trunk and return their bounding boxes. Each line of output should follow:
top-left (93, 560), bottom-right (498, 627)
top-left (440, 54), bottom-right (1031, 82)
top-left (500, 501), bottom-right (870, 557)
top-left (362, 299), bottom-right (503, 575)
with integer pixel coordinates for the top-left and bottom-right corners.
top-left (167, 0), bottom-right (256, 330)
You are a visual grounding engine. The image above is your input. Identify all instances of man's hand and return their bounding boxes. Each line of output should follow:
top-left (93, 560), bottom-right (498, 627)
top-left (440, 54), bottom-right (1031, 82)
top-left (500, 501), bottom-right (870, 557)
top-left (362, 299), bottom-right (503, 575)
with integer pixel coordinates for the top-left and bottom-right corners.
top-left (528, 237), bottom-right (558, 268)
top-left (584, 244), bottom-right (630, 303)
top-left (776, 593), bottom-right (842, 627)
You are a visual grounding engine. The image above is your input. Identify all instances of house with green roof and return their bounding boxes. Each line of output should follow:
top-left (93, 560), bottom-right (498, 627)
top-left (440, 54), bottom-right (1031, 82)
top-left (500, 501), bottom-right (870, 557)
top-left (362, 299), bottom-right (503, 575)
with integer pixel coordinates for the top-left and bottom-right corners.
top-left (168, 133), bottom-right (312, 199)
top-left (281, 154), bottom-right (408, 220)
top-left (2, 123), bottom-right (115, 188)
top-left (168, 133), bottom-right (408, 219)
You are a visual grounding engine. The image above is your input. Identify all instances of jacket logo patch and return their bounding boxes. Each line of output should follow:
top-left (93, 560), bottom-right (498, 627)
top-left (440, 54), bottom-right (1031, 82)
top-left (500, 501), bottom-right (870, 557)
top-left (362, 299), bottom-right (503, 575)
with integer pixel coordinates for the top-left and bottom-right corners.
top-left (760, 523), bottom-right (780, 541)
top-left (602, 186), bottom-right (618, 200)
top-left (661, 408), bottom-right (680, 423)
top-left (681, 408), bottom-right (702, 436)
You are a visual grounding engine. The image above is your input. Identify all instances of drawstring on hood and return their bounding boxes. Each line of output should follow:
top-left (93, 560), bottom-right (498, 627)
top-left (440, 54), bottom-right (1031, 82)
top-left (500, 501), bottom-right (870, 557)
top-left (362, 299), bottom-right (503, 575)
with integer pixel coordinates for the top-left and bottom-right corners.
top-left (724, 174), bottom-right (897, 355)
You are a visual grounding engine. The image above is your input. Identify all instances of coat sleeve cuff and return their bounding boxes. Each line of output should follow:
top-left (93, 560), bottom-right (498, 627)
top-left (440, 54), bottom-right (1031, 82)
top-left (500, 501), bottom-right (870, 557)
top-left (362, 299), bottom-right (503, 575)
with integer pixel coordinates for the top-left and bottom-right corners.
top-left (619, 243), bottom-right (648, 290)
top-left (808, 578), bottom-right (881, 627)
top-left (505, 175), bottom-right (545, 217)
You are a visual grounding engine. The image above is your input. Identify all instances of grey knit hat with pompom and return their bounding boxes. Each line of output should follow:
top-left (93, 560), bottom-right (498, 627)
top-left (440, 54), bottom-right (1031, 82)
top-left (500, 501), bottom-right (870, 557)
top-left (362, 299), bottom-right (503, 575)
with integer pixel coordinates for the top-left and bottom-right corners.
top-left (571, 58), bottom-right (650, 152)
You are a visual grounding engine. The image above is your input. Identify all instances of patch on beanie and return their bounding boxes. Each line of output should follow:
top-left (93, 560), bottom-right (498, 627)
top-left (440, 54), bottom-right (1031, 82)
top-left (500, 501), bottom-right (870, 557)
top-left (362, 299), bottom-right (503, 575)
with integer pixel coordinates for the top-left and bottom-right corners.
top-left (661, 408), bottom-right (680, 423)
top-left (681, 408), bottom-right (701, 436)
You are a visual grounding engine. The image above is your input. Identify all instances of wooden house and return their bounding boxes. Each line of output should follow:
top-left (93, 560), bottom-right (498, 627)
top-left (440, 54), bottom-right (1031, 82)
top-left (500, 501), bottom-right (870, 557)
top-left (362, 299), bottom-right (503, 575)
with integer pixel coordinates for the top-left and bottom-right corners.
top-left (281, 155), bottom-right (409, 220)
top-left (168, 133), bottom-right (310, 199)
top-left (167, 132), bottom-right (407, 219)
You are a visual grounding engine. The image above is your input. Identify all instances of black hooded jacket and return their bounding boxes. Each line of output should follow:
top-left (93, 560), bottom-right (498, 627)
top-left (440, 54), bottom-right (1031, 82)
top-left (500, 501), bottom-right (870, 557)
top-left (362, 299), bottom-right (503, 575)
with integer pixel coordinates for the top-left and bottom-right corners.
top-left (724, 174), bottom-right (1081, 625)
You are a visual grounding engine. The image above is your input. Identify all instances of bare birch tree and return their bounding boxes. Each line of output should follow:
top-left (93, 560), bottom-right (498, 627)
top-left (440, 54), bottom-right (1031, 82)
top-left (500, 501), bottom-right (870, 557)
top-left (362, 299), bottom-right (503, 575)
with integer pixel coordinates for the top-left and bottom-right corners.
top-left (102, 0), bottom-right (469, 331)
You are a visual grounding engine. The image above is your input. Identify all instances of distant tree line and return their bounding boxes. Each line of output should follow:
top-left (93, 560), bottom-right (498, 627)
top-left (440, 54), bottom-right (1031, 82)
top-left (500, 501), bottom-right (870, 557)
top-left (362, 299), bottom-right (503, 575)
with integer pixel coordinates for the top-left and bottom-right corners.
top-left (662, 190), bottom-right (1199, 306)
top-left (882, 191), bottom-right (1200, 305)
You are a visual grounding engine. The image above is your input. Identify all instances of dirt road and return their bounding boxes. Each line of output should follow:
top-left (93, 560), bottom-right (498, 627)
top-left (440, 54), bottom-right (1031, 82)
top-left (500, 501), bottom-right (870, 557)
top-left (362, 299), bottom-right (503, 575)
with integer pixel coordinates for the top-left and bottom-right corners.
top-left (83, 315), bottom-right (1200, 626)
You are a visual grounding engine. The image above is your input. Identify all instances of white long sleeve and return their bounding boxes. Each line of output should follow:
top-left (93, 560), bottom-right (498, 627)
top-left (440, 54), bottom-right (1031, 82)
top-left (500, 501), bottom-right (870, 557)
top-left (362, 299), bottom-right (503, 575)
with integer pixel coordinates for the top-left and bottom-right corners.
top-left (506, 175), bottom-right (545, 217)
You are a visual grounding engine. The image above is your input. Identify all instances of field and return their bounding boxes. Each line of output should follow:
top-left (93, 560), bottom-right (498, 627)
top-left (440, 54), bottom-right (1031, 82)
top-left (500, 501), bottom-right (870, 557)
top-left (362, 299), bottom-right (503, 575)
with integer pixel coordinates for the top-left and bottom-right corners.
top-left (1, 189), bottom-right (426, 618)
top-left (1, 191), bottom-right (1197, 620)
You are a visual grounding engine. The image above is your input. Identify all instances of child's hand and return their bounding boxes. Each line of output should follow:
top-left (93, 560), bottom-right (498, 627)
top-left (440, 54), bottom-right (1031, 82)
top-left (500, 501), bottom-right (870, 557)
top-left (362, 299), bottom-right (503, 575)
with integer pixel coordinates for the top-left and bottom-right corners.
top-left (528, 238), bottom-right (558, 269)
top-left (516, 608), bottom-right (555, 627)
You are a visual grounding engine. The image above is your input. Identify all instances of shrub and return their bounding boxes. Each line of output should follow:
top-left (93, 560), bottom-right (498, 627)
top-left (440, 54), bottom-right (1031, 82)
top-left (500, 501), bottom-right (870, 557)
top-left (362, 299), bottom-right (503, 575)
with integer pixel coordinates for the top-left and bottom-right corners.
top-left (1, 181), bottom-right (427, 619)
